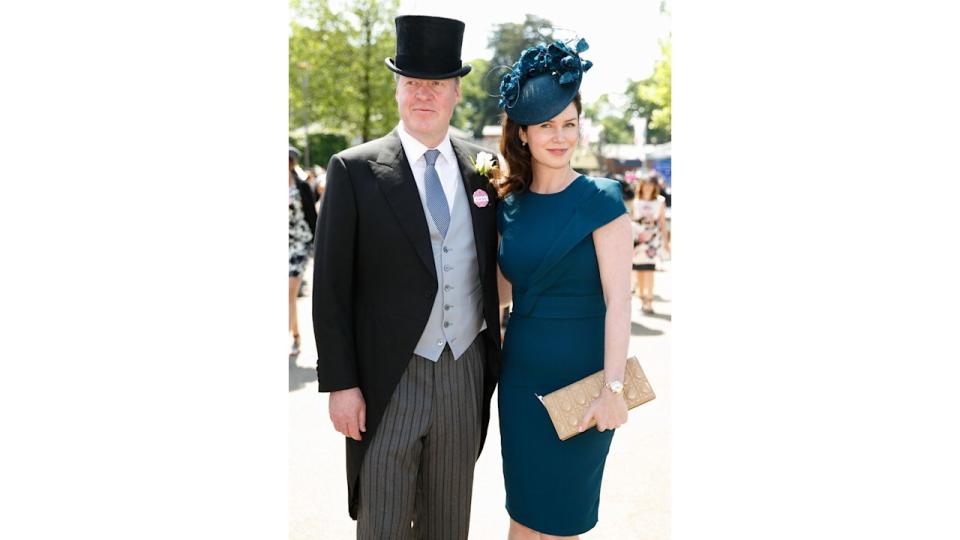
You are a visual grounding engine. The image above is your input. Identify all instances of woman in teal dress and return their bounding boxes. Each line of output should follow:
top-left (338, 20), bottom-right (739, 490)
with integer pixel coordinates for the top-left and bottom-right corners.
top-left (494, 38), bottom-right (634, 539)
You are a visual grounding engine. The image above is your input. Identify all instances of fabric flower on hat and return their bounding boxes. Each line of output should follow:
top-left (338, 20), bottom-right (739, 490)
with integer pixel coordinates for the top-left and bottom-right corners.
top-left (497, 38), bottom-right (593, 110)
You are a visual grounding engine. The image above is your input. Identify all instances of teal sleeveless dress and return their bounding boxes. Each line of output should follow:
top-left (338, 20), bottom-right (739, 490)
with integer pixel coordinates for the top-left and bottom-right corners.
top-left (497, 175), bottom-right (627, 536)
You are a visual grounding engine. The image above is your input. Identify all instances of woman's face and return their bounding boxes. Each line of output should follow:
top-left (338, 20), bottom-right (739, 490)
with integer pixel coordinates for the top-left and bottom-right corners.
top-left (519, 102), bottom-right (580, 171)
top-left (639, 180), bottom-right (656, 199)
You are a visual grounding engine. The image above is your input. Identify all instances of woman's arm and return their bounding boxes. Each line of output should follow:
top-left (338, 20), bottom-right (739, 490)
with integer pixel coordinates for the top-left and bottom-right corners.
top-left (594, 214), bottom-right (633, 384)
top-left (579, 213), bottom-right (633, 433)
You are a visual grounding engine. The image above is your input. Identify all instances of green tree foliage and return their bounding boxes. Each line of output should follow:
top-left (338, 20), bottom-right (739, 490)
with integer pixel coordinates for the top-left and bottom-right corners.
top-left (289, 133), bottom-right (350, 171)
top-left (289, 0), bottom-right (399, 155)
top-left (488, 15), bottom-right (556, 74)
top-left (452, 15), bottom-right (557, 136)
top-left (626, 38), bottom-right (671, 144)
top-left (451, 58), bottom-right (498, 138)
top-left (598, 116), bottom-right (635, 145)
top-left (583, 94), bottom-right (634, 144)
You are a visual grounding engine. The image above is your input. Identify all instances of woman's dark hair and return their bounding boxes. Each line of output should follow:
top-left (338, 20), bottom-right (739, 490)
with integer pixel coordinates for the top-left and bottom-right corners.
top-left (496, 93), bottom-right (582, 198)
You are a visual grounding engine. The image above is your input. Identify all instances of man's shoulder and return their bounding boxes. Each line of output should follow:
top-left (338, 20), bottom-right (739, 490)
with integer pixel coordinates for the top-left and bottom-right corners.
top-left (450, 136), bottom-right (494, 157)
top-left (333, 133), bottom-right (398, 164)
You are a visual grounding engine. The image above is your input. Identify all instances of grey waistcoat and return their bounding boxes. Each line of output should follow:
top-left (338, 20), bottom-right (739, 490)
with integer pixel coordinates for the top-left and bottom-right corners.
top-left (414, 173), bottom-right (486, 361)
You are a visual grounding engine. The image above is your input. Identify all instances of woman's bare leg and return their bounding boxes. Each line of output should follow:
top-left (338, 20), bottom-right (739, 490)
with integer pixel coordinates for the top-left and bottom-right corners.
top-left (508, 518), bottom-right (540, 540)
top-left (640, 271), bottom-right (655, 311)
top-left (508, 518), bottom-right (580, 540)
top-left (289, 276), bottom-right (302, 338)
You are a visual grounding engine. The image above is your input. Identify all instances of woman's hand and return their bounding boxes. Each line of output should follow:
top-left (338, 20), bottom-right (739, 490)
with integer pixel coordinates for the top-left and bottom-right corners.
top-left (579, 389), bottom-right (628, 433)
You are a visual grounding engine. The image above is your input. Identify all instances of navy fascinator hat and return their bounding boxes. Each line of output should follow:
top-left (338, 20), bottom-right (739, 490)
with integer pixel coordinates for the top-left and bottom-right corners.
top-left (497, 38), bottom-right (593, 125)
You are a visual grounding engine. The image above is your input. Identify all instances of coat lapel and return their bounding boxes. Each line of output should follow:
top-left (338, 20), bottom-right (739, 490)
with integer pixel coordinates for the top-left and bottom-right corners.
top-left (370, 131), bottom-right (437, 281)
top-left (450, 138), bottom-right (492, 278)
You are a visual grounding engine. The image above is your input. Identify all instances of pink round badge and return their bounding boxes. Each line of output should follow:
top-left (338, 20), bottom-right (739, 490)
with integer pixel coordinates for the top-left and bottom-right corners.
top-left (472, 189), bottom-right (490, 208)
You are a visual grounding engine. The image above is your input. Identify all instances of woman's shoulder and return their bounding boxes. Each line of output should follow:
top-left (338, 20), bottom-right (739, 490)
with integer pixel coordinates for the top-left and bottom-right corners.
top-left (581, 175), bottom-right (620, 190)
top-left (575, 175), bottom-right (627, 227)
top-left (574, 175), bottom-right (619, 197)
top-left (576, 175), bottom-right (623, 205)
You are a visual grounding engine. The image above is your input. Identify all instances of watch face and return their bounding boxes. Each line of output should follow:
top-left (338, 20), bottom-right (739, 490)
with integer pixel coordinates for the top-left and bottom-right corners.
top-left (610, 381), bottom-right (624, 393)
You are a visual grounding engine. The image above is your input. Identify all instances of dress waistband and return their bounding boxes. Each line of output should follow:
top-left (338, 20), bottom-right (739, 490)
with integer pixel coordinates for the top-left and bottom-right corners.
top-left (510, 293), bottom-right (606, 319)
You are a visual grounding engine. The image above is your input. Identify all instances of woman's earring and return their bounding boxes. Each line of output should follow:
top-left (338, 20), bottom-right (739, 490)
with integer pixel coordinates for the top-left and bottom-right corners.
top-left (521, 141), bottom-right (527, 147)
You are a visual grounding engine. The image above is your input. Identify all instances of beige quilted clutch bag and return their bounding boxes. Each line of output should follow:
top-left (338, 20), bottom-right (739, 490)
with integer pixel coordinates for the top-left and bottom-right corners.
top-left (538, 356), bottom-right (655, 441)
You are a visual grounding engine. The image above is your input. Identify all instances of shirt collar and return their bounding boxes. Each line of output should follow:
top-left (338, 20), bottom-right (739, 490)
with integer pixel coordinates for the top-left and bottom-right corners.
top-left (397, 122), bottom-right (456, 167)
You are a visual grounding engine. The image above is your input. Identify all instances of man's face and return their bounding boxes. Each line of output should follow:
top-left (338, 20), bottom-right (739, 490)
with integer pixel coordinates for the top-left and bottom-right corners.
top-left (396, 76), bottom-right (461, 144)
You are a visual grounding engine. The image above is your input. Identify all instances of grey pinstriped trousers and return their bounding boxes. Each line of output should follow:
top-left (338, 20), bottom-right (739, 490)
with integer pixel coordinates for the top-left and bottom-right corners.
top-left (356, 335), bottom-right (485, 540)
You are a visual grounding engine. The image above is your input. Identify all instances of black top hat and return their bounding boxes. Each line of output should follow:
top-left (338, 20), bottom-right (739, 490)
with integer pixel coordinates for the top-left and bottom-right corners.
top-left (385, 15), bottom-right (472, 79)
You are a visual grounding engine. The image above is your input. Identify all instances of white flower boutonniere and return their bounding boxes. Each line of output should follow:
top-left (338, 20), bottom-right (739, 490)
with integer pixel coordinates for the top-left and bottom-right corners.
top-left (470, 151), bottom-right (498, 178)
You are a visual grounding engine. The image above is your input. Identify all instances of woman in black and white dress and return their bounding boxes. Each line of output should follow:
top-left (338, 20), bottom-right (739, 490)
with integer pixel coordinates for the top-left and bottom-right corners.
top-left (289, 147), bottom-right (317, 355)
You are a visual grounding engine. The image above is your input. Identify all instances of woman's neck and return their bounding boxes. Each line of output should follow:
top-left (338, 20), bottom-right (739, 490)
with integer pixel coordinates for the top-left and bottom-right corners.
top-left (529, 165), bottom-right (579, 194)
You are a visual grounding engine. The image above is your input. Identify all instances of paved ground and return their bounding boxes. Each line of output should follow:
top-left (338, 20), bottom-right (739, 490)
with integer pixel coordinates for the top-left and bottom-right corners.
top-left (290, 267), bottom-right (671, 539)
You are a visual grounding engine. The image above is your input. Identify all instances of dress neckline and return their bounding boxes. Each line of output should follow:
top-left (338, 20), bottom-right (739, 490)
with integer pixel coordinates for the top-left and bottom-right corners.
top-left (526, 174), bottom-right (585, 197)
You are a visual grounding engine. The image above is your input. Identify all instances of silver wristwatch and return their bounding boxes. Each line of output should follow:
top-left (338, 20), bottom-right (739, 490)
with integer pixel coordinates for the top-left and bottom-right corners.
top-left (604, 379), bottom-right (624, 395)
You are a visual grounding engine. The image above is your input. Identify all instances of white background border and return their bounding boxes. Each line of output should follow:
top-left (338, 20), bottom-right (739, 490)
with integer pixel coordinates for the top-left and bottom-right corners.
top-left (2, 0), bottom-right (959, 538)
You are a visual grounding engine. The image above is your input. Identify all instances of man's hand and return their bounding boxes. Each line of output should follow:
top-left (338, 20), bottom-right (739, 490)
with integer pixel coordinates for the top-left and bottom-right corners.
top-left (329, 387), bottom-right (366, 441)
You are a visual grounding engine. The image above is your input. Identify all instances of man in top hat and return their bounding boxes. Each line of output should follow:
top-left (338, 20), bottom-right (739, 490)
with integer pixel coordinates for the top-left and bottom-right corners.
top-left (311, 14), bottom-right (501, 539)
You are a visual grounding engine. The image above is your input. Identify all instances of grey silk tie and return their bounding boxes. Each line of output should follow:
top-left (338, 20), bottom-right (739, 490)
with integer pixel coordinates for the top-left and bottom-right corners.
top-left (423, 149), bottom-right (450, 237)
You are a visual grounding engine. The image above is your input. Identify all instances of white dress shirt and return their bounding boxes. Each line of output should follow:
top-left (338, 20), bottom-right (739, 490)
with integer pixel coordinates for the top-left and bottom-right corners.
top-left (396, 122), bottom-right (460, 212)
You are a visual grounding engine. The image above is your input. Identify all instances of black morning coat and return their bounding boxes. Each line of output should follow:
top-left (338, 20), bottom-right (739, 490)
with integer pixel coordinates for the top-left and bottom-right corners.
top-left (311, 129), bottom-right (501, 519)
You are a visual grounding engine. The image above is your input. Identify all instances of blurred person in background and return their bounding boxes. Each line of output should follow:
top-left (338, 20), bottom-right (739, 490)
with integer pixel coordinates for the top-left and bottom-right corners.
top-left (289, 145), bottom-right (317, 355)
top-left (298, 167), bottom-right (322, 298)
top-left (653, 171), bottom-right (671, 261)
top-left (631, 171), bottom-right (667, 314)
top-left (654, 171), bottom-right (670, 208)
top-left (305, 168), bottom-right (319, 195)
top-left (619, 178), bottom-right (645, 294)
top-left (312, 166), bottom-right (326, 209)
